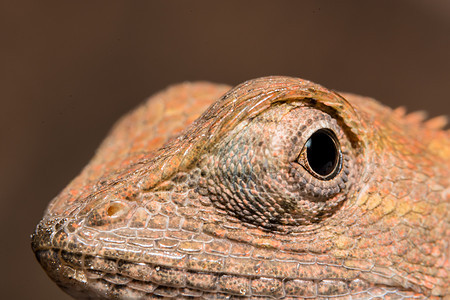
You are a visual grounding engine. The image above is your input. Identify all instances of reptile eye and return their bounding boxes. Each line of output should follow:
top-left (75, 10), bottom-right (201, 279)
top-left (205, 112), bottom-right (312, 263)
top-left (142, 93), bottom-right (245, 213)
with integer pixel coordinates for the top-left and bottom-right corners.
top-left (199, 104), bottom-right (353, 230)
top-left (299, 129), bottom-right (342, 180)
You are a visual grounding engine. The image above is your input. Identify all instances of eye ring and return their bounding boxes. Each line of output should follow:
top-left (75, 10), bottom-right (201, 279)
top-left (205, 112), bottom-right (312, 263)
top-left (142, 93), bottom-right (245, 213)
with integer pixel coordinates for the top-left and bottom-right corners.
top-left (298, 128), bottom-right (342, 180)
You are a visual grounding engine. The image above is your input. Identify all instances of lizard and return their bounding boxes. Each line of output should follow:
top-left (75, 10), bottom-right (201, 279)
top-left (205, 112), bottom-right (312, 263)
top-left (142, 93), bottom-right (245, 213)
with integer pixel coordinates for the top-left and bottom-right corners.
top-left (31, 76), bottom-right (449, 299)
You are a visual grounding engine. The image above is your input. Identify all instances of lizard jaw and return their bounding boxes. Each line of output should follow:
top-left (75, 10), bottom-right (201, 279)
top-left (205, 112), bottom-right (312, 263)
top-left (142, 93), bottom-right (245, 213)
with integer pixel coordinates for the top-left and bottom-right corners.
top-left (32, 217), bottom-right (428, 299)
top-left (34, 248), bottom-right (427, 300)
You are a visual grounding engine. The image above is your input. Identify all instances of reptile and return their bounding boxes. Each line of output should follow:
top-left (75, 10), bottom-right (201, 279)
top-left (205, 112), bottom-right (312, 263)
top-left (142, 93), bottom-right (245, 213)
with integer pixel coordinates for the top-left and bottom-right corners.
top-left (32, 76), bottom-right (449, 299)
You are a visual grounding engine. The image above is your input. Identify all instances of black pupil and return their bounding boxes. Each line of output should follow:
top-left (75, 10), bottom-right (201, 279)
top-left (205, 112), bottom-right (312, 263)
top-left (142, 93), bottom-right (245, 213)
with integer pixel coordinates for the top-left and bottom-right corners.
top-left (305, 129), bottom-right (339, 177)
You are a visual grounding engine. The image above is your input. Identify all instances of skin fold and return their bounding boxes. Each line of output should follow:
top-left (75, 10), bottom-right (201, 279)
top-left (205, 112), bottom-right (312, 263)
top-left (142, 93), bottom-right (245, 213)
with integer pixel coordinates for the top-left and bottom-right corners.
top-left (32, 76), bottom-right (449, 299)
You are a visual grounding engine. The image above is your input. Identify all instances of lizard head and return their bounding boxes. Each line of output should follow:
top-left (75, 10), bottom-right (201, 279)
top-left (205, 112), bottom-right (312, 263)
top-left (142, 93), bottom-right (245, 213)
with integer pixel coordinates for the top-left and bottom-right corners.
top-left (32, 76), bottom-right (449, 299)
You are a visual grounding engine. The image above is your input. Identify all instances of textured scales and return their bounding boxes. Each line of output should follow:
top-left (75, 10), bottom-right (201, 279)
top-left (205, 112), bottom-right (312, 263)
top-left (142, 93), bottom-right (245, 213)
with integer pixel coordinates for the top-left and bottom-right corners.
top-left (32, 77), bottom-right (449, 299)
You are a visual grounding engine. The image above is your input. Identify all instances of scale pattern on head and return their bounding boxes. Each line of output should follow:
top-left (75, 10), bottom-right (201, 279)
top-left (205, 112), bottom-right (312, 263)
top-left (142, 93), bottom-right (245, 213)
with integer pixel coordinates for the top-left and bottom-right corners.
top-left (32, 77), bottom-right (449, 299)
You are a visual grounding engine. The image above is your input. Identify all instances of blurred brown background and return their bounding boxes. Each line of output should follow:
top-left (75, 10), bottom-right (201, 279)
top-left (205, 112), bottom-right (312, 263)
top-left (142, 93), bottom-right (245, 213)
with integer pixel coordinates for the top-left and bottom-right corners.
top-left (1, 1), bottom-right (449, 299)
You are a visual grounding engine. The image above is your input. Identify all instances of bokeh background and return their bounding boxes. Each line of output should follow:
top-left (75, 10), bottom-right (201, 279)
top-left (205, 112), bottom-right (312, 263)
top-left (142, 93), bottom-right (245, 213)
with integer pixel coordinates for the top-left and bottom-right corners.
top-left (1, 1), bottom-right (449, 299)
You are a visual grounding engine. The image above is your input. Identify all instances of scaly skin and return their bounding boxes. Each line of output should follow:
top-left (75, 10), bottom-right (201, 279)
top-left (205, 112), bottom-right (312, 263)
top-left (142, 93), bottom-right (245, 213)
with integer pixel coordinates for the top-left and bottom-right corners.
top-left (32, 77), bottom-right (449, 299)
